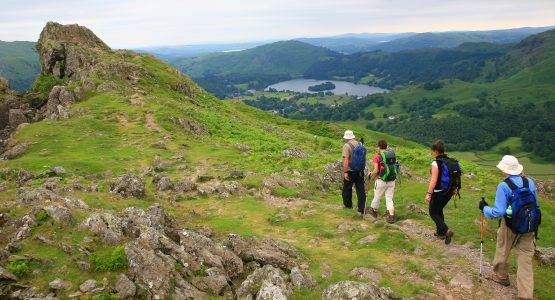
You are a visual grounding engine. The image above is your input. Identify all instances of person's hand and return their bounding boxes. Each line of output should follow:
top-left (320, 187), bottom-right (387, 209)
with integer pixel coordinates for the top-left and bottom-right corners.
top-left (343, 172), bottom-right (349, 181)
top-left (425, 193), bottom-right (431, 204)
top-left (479, 199), bottom-right (489, 211)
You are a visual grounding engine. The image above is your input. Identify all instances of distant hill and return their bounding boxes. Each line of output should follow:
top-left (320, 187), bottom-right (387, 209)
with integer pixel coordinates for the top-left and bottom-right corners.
top-left (135, 41), bottom-right (271, 60)
top-left (365, 26), bottom-right (555, 52)
top-left (295, 33), bottom-right (415, 54)
top-left (0, 41), bottom-right (40, 91)
top-left (170, 40), bottom-right (340, 97)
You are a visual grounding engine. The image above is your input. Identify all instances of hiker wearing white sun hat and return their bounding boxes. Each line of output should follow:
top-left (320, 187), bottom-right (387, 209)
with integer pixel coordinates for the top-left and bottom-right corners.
top-left (479, 155), bottom-right (539, 299)
top-left (341, 130), bottom-right (367, 215)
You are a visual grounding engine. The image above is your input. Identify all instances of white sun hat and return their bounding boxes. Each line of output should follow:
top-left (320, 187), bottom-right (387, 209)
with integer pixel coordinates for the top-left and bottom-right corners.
top-left (343, 130), bottom-right (355, 140)
top-left (496, 155), bottom-right (524, 175)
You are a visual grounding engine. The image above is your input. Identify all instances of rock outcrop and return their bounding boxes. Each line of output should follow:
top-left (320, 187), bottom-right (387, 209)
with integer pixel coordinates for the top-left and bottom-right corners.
top-left (322, 281), bottom-right (400, 300)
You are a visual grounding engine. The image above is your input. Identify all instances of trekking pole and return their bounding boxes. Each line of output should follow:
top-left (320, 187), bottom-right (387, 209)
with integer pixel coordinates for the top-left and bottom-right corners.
top-left (479, 198), bottom-right (485, 283)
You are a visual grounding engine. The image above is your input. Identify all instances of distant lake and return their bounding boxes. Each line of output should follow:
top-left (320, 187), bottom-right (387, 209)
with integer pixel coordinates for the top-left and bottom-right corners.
top-left (265, 79), bottom-right (388, 96)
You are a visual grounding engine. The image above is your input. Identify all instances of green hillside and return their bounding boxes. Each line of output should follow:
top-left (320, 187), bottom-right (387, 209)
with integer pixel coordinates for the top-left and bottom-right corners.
top-left (1, 22), bottom-right (554, 300)
top-left (0, 41), bottom-right (40, 91)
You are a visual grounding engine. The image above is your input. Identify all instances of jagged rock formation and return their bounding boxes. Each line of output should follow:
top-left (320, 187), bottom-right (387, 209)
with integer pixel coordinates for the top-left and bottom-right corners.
top-left (37, 22), bottom-right (110, 80)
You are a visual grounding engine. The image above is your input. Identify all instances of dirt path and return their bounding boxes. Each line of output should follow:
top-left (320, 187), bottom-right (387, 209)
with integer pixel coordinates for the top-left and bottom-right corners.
top-left (145, 113), bottom-right (170, 139)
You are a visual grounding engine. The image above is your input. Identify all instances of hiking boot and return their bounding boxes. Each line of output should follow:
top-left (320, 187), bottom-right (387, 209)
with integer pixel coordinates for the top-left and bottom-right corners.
top-left (387, 215), bottom-right (395, 224)
top-left (369, 208), bottom-right (378, 218)
top-left (444, 229), bottom-right (454, 245)
top-left (492, 274), bottom-right (510, 287)
top-left (434, 232), bottom-right (446, 240)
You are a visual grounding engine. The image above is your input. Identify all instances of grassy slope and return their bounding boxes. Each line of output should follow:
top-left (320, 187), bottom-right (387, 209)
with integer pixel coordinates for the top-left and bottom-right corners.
top-left (1, 52), bottom-right (554, 299)
top-left (0, 41), bottom-right (40, 91)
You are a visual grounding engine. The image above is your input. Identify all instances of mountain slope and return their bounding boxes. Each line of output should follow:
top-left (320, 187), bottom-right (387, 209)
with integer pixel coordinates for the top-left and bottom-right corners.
top-left (172, 40), bottom-right (340, 78)
top-left (366, 26), bottom-right (555, 52)
top-left (0, 41), bottom-right (40, 91)
top-left (1, 22), bottom-right (554, 300)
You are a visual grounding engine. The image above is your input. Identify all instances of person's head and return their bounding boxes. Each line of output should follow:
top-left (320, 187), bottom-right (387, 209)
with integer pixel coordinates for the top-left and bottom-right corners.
top-left (496, 155), bottom-right (523, 177)
top-left (378, 140), bottom-right (387, 150)
top-left (431, 140), bottom-right (445, 157)
top-left (343, 130), bottom-right (355, 141)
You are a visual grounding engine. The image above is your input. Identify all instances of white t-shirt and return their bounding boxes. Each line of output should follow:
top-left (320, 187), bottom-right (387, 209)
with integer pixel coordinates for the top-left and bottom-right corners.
top-left (431, 161), bottom-right (442, 192)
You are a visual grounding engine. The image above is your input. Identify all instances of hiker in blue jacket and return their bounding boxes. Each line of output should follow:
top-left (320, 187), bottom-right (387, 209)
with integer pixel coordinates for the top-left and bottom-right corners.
top-left (479, 155), bottom-right (538, 300)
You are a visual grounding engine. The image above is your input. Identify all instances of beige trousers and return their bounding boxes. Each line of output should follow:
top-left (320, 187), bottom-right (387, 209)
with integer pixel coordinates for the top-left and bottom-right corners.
top-left (492, 220), bottom-right (535, 299)
top-left (370, 179), bottom-right (395, 212)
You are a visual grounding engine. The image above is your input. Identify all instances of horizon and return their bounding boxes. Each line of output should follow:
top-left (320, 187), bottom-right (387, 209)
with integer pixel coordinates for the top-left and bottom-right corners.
top-left (1, 0), bottom-right (555, 48)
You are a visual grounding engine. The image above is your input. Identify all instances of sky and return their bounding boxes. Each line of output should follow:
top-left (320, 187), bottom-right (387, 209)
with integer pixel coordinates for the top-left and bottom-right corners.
top-left (1, 0), bottom-right (554, 48)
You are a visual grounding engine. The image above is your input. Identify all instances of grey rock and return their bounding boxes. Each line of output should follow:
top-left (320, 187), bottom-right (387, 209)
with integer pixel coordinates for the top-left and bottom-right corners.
top-left (155, 174), bottom-right (174, 191)
top-left (227, 234), bottom-right (304, 271)
top-left (96, 81), bottom-right (118, 92)
top-left (321, 280), bottom-right (399, 300)
top-left (0, 265), bottom-right (18, 281)
top-left (175, 180), bottom-right (197, 193)
top-left (50, 166), bottom-right (66, 176)
top-left (76, 260), bottom-right (91, 271)
top-left (79, 279), bottom-right (97, 293)
top-left (15, 223), bottom-right (32, 240)
top-left (80, 213), bottom-right (124, 245)
top-left (49, 278), bottom-right (71, 290)
top-left (236, 265), bottom-right (292, 300)
top-left (290, 267), bottom-right (318, 289)
top-left (109, 173), bottom-right (145, 198)
top-left (171, 116), bottom-right (209, 135)
top-left (44, 205), bottom-right (73, 226)
top-left (17, 187), bottom-right (60, 203)
top-left (283, 149), bottom-right (309, 158)
top-left (192, 275), bottom-right (230, 296)
top-left (63, 197), bottom-right (89, 209)
top-left (223, 170), bottom-right (246, 180)
top-left (153, 155), bottom-right (172, 170)
top-left (357, 234), bottom-right (379, 245)
top-left (535, 247), bottom-right (555, 266)
top-left (46, 86), bottom-right (76, 119)
top-left (8, 109), bottom-right (28, 128)
top-left (350, 267), bottom-right (382, 283)
top-left (0, 143), bottom-right (28, 160)
top-left (406, 203), bottom-right (427, 216)
top-left (152, 141), bottom-right (166, 149)
top-left (115, 274), bottom-right (136, 299)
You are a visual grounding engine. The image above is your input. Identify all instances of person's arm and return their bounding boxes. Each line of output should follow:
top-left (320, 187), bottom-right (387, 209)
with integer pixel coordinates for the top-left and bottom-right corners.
top-left (343, 156), bottom-right (349, 180)
top-left (425, 164), bottom-right (438, 203)
top-left (483, 183), bottom-right (508, 218)
top-left (369, 162), bottom-right (379, 177)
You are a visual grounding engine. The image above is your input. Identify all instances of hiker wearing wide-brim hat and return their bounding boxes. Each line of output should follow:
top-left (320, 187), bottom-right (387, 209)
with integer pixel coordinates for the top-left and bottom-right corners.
top-left (479, 155), bottom-right (540, 300)
top-left (341, 130), bottom-right (366, 216)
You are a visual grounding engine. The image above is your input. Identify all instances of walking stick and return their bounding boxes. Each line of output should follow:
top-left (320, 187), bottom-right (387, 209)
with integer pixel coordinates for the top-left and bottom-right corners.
top-left (480, 198), bottom-right (485, 283)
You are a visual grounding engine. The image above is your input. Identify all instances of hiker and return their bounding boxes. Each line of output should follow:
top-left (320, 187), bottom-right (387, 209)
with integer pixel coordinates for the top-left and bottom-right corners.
top-left (479, 155), bottom-right (540, 300)
top-left (425, 140), bottom-right (460, 245)
top-left (367, 139), bottom-right (397, 223)
top-left (341, 130), bottom-right (366, 215)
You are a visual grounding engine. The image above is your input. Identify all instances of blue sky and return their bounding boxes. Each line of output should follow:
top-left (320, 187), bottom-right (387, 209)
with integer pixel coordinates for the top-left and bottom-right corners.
top-left (1, 0), bottom-right (554, 48)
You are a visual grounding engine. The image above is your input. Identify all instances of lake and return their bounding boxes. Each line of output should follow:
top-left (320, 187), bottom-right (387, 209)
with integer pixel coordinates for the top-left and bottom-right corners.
top-left (265, 79), bottom-right (388, 96)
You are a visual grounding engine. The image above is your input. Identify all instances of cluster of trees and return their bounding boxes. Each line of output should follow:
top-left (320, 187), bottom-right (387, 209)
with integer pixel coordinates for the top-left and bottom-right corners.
top-left (380, 99), bottom-right (555, 161)
top-left (308, 81), bottom-right (336, 92)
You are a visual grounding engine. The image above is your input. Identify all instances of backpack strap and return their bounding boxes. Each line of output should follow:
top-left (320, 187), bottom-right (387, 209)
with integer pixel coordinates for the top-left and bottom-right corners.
top-left (522, 176), bottom-right (529, 188)
top-left (504, 177), bottom-right (519, 190)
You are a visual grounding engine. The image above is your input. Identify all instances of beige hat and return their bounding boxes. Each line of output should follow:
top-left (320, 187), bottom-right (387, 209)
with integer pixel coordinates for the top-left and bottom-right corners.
top-left (343, 130), bottom-right (355, 139)
top-left (496, 155), bottom-right (523, 175)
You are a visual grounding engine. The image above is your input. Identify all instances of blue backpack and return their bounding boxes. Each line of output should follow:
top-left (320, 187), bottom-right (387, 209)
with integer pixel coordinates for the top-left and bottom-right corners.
top-left (436, 157), bottom-right (462, 195)
top-left (348, 142), bottom-right (366, 172)
top-left (504, 177), bottom-right (541, 236)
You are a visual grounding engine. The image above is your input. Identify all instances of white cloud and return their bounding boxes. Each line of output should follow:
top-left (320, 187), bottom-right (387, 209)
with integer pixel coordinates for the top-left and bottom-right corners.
top-left (0, 0), bottom-right (554, 48)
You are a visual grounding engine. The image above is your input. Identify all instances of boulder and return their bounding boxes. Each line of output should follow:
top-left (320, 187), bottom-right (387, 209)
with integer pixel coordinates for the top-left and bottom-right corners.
top-left (227, 234), bottom-right (304, 271)
top-left (283, 149), bottom-right (310, 158)
top-left (45, 86), bottom-right (76, 119)
top-left (115, 274), bottom-right (136, 299)
top-left (79, 279), bottom-right (97, 293)
top-left (109, 173), bottom-right (145, 198)
top-left (63, 197), bottom-right (89, 209)
top-left (535, 247), bottom-right (554, 266)
top-left (191, 275), bottom-right (230, 296)
top-left (50, 166), bottom-right (67, 177)
top-left (321, 281), bottom-right (399, 300)
top-left (80, 213), bottom-right (124, 245)
top-left (17, 187), bottom-right (60, 203)
top-left (0, 266), bottom-right (18, 281)
top-left (406, 203), bottom-right (427, 216)
top-left (290, 267), bottom-right (318, 289)
top-left (8, 109), bottom-right (28, 128)
top-left (175, 180), bottom-right (197, 193)
top-left (153, 155), bottom-right (172, 170)
top-left (236, 265), bottom-right (292, 300)
top-left (0, 143), bottom-right (28, 160)
top-left (49, 278), bottom-right (71, 290)
top-left (44, 205), bottom-right (73, 226)
top-left (154, 174), bottom-right (174, 191)
top-left (357, 234), bottom-right (379, 245)
top-left (324, 161), bottom-right (344, 186)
